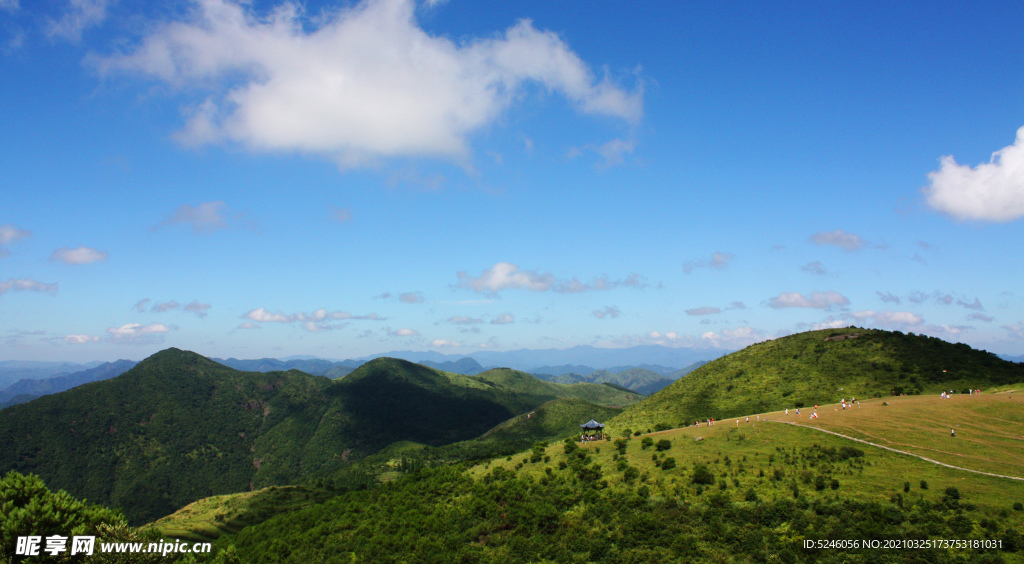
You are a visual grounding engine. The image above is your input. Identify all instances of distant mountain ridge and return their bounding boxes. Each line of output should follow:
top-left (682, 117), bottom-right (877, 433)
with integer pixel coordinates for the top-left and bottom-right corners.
top-left (0, 360), bottom-right (138, 405)
top-left (531, 361), bottom-right (708, 396)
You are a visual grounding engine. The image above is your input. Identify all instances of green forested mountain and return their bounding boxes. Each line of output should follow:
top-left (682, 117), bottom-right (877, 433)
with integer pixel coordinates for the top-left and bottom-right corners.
top-left (0, 350), bottom-right (639, 525)
top-left (610, 328), bottom-right (1024, 431)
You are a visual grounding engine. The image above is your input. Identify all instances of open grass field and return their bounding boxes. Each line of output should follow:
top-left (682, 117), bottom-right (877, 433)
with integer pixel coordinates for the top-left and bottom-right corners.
top-left (145, 485), bottom-right (332, 543)
top-left (472, 390), bottom-right (1024, 521)
top-left (775, 389), bottom-right (1024, 480)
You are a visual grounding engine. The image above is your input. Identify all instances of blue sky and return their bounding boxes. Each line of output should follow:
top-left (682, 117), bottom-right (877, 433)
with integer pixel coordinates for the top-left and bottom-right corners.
top-left (2, 0), bottom-right (1023, 362)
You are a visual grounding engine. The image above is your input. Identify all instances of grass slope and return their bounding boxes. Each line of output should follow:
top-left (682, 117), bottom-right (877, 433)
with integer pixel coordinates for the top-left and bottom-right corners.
top-left (611, 328), bottom-right (1024, 432)
top-left (216, 392), bottom-right (1024, 563)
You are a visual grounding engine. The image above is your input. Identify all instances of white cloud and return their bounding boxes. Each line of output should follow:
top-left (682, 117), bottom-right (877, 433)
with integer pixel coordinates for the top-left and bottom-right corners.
top-left (430, 339), bottom-right (461, 347)
top-left (238, 321), bottom-right (261, 329)
top-left (106, 322), bottom-right (171, 343)
top-left (64, 334), bottom-right (101, 344)
top-left (184, 300), bottom-right (211, 317)
top-left (924, 126), bottom-right (1024, 222)
top-left (767, 291), bottom-right (849, 310)
top-left (851, 310), bottom-right (923, 327)
top-left (699, 326), bottom-right (766, 349)
top-left (97, 0), bottom-right (641, 168)
top-left (158, 201), bottom-right (231, 233)
top-left (242, 307), bottom-right (383, 324)
top-left (686, 307), bottom-right (720, 316)
top-left (47, 0), bottom-right (112, 42)
top-left (490, 313), bottom-right (514, 325)
top-left (301, 321), bottom-right (347, 332)
top-left (152, 300), bottom-right (180, 313)
top-left (682, 252), bottom-right (733, 274)
top-left (399, 292), bottom-right (424, 304)
top-left (391, 328), bottom-right (419, 337)
top-left (592, 306), bottom-right (621, 319)
top-left (50, 246), bottom-right (108, 264)
top-left (810, 229), bottom-right (865, 251)
top-left (456, 262), bottom-right (642, 294)
top-left (457, 262), bottom-right (554, 292)
top-left (0, 278), bottom-right (58, 296)
top-left (447, 316), bottom-right (483, 325)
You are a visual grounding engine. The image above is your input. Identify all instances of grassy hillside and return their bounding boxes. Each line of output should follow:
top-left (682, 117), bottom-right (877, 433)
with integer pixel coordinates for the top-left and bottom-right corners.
top-left (611, 328), bottom-right (1024, 432)
top-left (214, 392), bottom-right (1024, 563)
top-left (472, 367), bottom-right (642, 406)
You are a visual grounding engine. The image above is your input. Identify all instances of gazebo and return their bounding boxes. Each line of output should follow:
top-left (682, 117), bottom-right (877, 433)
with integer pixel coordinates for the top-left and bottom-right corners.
top-left (580, 419), bottom-right (605, 441)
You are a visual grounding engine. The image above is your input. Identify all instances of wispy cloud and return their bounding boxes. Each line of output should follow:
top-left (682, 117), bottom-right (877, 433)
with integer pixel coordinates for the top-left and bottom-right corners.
top-left (683, 252), bottom-right (733, 274)
top-left (133, 298), bottom-right (151, 312)
top-left (767, 291), bottom-right (849, 310)
top-left (50, 246), bottom-right (108, 264)
top-left (390, 328), bottom-right (419, 337)
top-left (0, 278), bottom-right (58, 296)
top-left (592, 306), bottom-right (622, 319)
top-left (241, 307), bottom-right (384, 330)
top-left (800, 261), bottom-right (828, 275)
top-left (968, 312), bottom-right (993, 323)
top-left (46, 0), bottom-right (113, 42)
top-left (924, 126), bottom-right (1024, 222)
top-left (331, 207), bottom-right (353, 223)
top-left (851, 310), bottom-right (923, 327)
top-left (96, 0), bottom-right (641, 168)
top-left (447, 316), bottom-right (483, 325)
top-left (877, 291), bottom-right (901, 305)
top-left (106, 322), bottom-right (171, 344)
top-left (685, 306), bottom-right (720, 316)
top-left (156, 201), bottom-right (236, 234)
top-left (64, 334), bottom-right (101, 344)
top-left (490, 313), bottom-right (515, 325)
top-left (399, 292), bottom-right (424, 304)
top-left (184, 300), bottom-right (211, 318)
top-left (809, 229), bottom-right (865, 251)
top-left (456, 262), bottom-right (645, 294)
top-left (0, 224), bottom-right (30, 256)
top-left (430, 339), bottom-right (461, 347)
top-left (152, 300), bottom-right (180, 313)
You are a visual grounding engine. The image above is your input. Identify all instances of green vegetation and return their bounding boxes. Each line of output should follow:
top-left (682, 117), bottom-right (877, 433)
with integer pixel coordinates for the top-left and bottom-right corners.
top-left (611, 328), bottom-right (1024, 431)
top-left (0, 350), bottom-right (638, 524)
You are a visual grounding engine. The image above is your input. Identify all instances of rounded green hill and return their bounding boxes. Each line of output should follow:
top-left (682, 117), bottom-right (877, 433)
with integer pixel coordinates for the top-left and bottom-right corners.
top-left (611, 328), bottom-right (1024, 431)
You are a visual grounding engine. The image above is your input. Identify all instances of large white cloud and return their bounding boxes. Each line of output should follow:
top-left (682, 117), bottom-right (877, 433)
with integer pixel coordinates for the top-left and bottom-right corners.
top-left (924, 126), bottom-right (1024, 222)
top-left (851, 310), bottom-right (923, 327)
top-left (96, 0), bottom-right (641, 167)
top-left (241, 307), bottom-right (383, 327)
top-left (50, 246), bottom-right (109, 264)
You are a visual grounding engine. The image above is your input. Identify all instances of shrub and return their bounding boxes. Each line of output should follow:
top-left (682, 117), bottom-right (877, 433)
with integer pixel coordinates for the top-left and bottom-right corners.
top-left (641, 437), bottom-right (654, 450)
top-left (920, 480), bottom-right (928, 490)
top-left (830, 479), bottom-right (840, 490)
top-left (692, 465), bottom-right (715, 485)
top-left (1013, 502), bottom-right (1023, 511)
top-left (814, 476), bottom-right (826, 491)
top-left (745, 489), bottom-right (758, 502)
top-left (655, 439), bottom-right (672, 452)
top-left (654, 422), bottom-right (671, 432)
top-left (904, 482), bottom-right (910, 493)
top-left (661, 458), bottom-right (677, 471)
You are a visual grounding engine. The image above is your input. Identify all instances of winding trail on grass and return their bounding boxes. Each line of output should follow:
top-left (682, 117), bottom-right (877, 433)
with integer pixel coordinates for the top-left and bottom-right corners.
top-left (765, 419), bottom-right (1024, 482)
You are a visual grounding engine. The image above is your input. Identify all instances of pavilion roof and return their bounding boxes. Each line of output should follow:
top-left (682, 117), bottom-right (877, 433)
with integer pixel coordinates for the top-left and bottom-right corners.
top-left (580, 419), bottom-right (605, 429)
